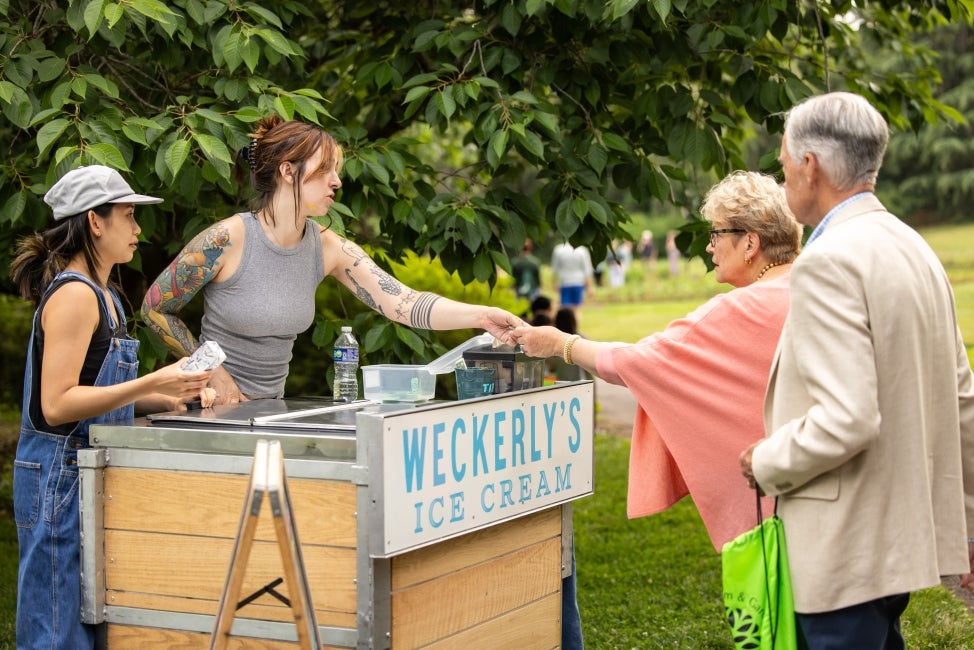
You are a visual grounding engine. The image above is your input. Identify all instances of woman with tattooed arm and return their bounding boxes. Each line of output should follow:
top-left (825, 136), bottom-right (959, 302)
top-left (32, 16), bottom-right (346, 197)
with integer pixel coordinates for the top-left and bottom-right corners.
top-left (141, 116), bottom-right (522, 405)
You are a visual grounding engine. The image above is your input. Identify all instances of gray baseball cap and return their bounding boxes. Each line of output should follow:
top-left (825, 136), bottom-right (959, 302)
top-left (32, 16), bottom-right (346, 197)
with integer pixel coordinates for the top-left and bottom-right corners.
top-left (44, 165), bottom-right (163, 221)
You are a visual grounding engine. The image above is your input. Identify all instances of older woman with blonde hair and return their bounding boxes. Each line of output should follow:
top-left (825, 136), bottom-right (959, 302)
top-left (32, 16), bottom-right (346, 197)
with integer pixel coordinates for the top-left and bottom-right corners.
top-left (514, 170), bottom-right (802, 550)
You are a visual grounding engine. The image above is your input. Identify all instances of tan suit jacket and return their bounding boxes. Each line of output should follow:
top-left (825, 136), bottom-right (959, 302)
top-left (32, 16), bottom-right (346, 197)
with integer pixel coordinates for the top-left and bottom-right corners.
top-left (753, 195), bottom-right (974, 613)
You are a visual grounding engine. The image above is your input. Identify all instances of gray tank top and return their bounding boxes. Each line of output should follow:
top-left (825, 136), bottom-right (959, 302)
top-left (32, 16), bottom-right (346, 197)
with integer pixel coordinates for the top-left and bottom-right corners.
top-left (200, 212), bottom-right (325, 398)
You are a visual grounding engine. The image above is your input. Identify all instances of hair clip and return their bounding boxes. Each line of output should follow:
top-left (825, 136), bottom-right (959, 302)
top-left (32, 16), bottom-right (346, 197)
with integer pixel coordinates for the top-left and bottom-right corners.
top-left (248, 138), bottom-right (258, 167)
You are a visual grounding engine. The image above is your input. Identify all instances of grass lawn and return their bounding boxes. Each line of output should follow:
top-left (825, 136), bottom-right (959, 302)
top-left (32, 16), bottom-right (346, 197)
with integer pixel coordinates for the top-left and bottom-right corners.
top-left (0, 222), bottom-right (973, 647)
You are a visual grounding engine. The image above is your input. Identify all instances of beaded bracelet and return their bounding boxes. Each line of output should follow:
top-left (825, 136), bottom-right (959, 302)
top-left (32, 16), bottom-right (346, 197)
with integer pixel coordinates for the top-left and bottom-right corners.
top-left (563, 334), bottom-right (581, 365)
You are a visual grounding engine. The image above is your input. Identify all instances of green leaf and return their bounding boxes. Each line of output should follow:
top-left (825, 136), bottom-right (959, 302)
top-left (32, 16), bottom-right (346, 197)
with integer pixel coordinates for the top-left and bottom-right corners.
top-left (122, 122), bottom-right (149, 146)
top-left (274, 95), bottom-right (296, 120)
top-left (514, 129), bottom-right (545, 161)
top-left (128, 0), bottom-right (178, 23)
top-left (84, 0), bottom-right (106, 39)
top-left (602, 132), bottom-right (631, 154)
top-left (222, 29), bottom-right (244, 72)
top-left (487, 129), bottom-right (509, 169)
top-left (1, 190), bottom-right (27, 225)
top-left (586, 198), bottom-right (608, 224)
top-left (404, 86), bottom-right (431, 104)
top-left (242, 38), bottom-right (261, 73)
top-left (245, 4), bottom-right (284, 29)
top-left (164, 139), bottom-right (192, 177)
top-left (105, 2), bottom-right (124, 28)
top-left (501, 3), bottom-right (522, 36)
top-left (1, 86), bottom-right (32, 129)
top-left (525, 0), bottom-right (548, 18)
top-left (435, 89), bottom-right (456, 121)
top-left (0, 80), bottom-right (15, 103)
top-left (37, 57), bottom-right (66, 83)
top-left (651, 0), bottom-right (672, 22)
top-left (36, 118), bottom-right (71, 161)
top-left (194, 133), bottom-right (232, 163)
top-left (71, 76), bottom-right (88, 99)
top-left (588, 143), bottom-right (608, 175)
top-left (402, 72), bottom-right (439, 89)
top-left (83, 73), bottom-right (120, 98)
top-left (54, 145), bottom-right (79, 165)
top-left (255, 27), bottom-right (300, 57)
top-left (555, 199), bottom-right (579, 237)
top-left (85, 142), bottom-right (128, 170)
top-left (363, 160), bottom-right (390, 185)
top-left (571, 197), bottom-right (588, 218)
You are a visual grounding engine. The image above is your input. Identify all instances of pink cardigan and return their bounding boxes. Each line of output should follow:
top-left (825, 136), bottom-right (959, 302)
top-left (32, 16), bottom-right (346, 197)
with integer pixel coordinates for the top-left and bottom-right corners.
top-left (596, 275), bottom-right (790, 550)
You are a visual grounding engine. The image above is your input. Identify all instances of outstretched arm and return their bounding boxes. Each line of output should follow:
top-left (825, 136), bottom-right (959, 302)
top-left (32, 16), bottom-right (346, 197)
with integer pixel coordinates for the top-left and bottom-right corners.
top-left (323, 229), bottom-right (522, 344)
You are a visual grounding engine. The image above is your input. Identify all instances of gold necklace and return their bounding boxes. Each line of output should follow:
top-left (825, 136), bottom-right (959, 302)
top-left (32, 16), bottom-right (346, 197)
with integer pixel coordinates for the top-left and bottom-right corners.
top-left (756, 262), bottom-right (778, 281)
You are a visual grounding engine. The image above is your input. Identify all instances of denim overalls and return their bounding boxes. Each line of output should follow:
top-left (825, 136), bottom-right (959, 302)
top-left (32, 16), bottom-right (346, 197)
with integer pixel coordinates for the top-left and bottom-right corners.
top-left (13, 272), bottom-right (138, 650)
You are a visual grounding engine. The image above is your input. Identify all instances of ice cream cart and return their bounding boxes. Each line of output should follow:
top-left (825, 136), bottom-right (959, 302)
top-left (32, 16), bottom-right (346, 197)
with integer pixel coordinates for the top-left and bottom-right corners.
top-left (78, 381), bottom-right (594, 649)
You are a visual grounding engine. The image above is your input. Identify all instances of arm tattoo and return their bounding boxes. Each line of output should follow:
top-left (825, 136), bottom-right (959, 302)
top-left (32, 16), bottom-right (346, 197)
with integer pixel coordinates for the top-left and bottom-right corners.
top-left (142, 225), bottom-right (231, 355)
top-left (336, 237), bottom-right (442, 327)
top-left (410, 292), bottom-right (440, 329)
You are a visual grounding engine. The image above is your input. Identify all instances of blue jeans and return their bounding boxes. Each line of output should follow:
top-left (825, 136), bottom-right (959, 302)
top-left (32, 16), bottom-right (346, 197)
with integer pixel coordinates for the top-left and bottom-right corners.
top-left (15, 272), bottom-right (138, 650)
top-left (14, 430), bottom-right (95, 650)
top-left (562, 545), bottom-right (584, 649)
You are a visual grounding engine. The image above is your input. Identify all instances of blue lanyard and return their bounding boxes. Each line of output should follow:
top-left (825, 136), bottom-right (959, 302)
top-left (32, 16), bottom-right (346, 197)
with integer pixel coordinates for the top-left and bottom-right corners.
top-left (805, 192), bottom-right (873, 247)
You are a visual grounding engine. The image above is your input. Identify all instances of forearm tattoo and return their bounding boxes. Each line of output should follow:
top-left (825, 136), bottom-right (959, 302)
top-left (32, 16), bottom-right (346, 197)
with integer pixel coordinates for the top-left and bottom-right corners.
top-left (143, 226), bottom-right (230, 355)
top-left (410, 292), bottom-right (439, 329)
top-left (339, 237), bottom-right (440, 327)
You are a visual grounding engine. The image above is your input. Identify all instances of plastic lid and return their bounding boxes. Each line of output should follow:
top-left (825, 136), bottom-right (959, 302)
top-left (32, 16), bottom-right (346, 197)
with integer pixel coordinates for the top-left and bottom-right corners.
top-left (424, 332), bottom-right (497, 375)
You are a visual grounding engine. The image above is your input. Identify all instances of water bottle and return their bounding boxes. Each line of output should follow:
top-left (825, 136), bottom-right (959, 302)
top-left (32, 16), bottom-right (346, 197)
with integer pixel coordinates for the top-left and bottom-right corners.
top-left (332, 325), bottom-right (359, 401)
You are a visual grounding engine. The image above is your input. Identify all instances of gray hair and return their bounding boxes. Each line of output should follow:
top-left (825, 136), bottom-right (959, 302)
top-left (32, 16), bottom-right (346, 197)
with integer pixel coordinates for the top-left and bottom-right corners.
top-left (784, 92), bottom-right (889, 191)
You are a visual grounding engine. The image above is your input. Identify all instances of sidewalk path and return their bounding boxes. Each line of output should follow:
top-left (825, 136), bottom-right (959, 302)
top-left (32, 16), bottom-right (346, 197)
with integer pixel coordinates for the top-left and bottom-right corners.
top-left (593, 377), bottom-right (636, 437)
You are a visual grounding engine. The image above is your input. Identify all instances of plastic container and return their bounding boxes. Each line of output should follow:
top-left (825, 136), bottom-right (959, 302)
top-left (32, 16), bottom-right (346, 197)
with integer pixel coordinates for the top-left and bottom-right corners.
top-left (361, 364), bottom-right (436, 402)
top-left (461, 344), bottom-right (546, 394)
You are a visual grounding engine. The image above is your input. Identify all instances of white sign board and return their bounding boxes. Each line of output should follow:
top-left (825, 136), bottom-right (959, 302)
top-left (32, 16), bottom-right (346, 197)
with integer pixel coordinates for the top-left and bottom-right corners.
top-left (375, 383), bottom-right (594, 556)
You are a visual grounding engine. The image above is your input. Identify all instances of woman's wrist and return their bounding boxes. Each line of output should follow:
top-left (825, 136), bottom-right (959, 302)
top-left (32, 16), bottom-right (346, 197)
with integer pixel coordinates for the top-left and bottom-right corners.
top-left (562, 334), bottom-right (581, 365)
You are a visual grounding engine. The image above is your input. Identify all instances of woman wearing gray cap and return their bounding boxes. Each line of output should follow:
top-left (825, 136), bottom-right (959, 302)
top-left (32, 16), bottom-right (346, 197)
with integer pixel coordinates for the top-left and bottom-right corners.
top-left (8, 165), bottom-right (216, 649)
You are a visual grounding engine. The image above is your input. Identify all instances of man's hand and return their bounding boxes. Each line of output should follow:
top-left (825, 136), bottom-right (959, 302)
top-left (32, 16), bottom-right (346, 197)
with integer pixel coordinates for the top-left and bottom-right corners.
top-left (740, 440), bottom-right (762, 492)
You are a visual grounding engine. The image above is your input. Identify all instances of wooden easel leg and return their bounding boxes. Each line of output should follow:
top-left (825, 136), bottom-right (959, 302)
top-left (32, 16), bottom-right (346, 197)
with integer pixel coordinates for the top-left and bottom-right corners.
top-left (210, 439), bottom-right (321, 650)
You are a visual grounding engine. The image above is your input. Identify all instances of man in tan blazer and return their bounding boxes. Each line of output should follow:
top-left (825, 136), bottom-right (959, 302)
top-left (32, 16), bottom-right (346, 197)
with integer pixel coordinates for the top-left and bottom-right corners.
top-left (740, 91), bottom-right (974, 648)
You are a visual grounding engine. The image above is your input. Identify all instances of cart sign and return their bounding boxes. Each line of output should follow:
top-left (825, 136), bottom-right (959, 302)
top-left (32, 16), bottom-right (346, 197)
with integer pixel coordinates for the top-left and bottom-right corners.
top-left (375, 383), bottom-right (594, 556)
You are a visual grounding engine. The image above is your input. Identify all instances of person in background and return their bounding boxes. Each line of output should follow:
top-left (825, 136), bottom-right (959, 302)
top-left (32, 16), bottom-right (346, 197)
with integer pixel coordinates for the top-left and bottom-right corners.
top-left (9, 165), bottom-right (214, 650)
top-left (665, 230), bottom-right (681, 277)
top-left (636, 229), bottom-right (657, 271)
top-left (141, 116), bottom-right (522, 405)
top-left (549, 307), bottom-right (588, 382)
top-left (608, 240), bottom-right (632, 289)
top-left (510, 238), bottom-right (542, 300)
top-left (512, 170), bottom-right (801, 643)
top-left (740, 91), bottom-right (974, 648)
top-left (529, 294), bottom-right (553, 326)
top-left (550, 241), bottom-right (593, 312)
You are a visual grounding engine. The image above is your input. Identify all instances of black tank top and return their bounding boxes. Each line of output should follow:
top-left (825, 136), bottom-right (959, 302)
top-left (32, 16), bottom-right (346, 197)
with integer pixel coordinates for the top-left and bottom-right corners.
top-left (28, 276), bottom-right (126, 435)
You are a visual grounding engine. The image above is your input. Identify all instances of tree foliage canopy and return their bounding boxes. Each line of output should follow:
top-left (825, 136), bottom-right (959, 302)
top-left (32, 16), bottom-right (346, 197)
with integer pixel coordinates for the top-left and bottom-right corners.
top-left (0, 0), bottom-right (968, 294)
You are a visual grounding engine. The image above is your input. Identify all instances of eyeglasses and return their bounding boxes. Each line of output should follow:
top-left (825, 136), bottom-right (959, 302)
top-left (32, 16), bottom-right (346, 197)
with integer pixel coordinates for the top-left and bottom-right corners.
top-left (708, 228), bottom-right (746, 247)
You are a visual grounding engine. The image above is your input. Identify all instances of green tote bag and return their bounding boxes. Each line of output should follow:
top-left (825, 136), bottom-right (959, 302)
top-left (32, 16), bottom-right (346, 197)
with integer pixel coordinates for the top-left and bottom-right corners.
top-left (721, 493), bottom-right (797, 650)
